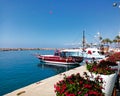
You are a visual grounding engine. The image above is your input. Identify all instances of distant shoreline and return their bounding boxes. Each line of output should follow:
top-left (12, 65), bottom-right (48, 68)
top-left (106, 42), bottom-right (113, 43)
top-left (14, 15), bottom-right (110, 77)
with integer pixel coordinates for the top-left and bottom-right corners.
top-left (0, 48), bottom-right (63, 51)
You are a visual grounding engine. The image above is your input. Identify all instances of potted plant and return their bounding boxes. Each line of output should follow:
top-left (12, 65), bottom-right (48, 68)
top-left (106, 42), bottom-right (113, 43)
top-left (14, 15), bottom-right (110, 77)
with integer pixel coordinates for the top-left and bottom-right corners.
top-left (86, 60), bottom-right (117, 75)
top-left (54, 72), bottom-right (104, 96)
top-left (106, 52), bottom-right (120, 62)
top-left (86, 60), bottom-right (117, 96)
top-left (106, 52), bottom-right (120, 73)
top-left (106, 52), bottom-right (120, 91)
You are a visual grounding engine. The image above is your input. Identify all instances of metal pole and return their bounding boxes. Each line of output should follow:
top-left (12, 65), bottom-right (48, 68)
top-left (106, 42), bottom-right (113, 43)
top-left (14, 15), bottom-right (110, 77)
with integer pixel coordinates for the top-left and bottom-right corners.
top-left (83, 30), bottom-right (85, 51)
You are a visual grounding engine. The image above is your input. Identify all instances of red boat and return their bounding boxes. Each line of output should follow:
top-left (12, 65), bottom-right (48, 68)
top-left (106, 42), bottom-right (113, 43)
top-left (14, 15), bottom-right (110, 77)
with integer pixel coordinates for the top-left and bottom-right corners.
top-left (35, 50), bottom-right (83, 65)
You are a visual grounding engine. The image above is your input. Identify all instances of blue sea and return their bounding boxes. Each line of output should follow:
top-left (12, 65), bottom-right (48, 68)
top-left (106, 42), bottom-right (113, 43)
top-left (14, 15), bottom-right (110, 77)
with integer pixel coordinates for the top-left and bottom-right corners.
top-left (0, 50), bottom-right (81, 95)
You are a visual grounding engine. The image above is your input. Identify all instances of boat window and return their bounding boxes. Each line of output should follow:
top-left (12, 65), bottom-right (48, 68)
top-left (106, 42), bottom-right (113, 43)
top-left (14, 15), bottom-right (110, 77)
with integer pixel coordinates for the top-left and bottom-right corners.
top-left (65, 52), bottom-right (74, 57)
top-left (60, 52), bottom-right (66, 58)
top-left (68, 52), bottom-right (79, 56)
top-left (61, 52), bottom-right (80, 57)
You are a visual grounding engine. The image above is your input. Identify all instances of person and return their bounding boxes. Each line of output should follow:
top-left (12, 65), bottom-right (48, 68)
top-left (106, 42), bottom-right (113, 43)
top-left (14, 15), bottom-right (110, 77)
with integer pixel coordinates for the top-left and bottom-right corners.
top-left (54, 49), bottom-right (60, 56)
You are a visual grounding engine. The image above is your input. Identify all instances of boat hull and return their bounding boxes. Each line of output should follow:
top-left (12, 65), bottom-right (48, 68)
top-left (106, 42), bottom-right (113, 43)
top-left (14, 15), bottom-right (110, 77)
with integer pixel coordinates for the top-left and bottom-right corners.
top-left (40, 60), bottom-right (79, 65)
top-left (36, 55), bottom-right (83, 65)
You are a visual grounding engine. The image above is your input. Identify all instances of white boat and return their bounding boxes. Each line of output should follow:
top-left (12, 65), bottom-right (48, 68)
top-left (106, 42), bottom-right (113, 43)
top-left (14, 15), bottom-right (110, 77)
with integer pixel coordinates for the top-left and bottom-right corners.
top-left (61, 47), bottom-right (105, 60)
top-left (83, 47), bottom-right (105, 59)
top-left (60, 31), bottom-right (105, 60)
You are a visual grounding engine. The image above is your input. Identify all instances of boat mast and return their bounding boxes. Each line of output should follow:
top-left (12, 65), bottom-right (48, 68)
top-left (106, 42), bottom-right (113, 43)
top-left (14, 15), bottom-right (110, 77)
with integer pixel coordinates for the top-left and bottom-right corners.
top-left (82, 30), bottom-right (85, 51)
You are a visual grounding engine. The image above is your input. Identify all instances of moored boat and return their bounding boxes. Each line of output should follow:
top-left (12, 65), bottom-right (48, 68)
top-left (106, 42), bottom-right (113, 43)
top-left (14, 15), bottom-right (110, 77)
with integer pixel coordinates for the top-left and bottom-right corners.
top-left (35, 50), bottom-right (83, 65)
top-left (83, 47), bottom-right (105, 59)
top-left (61, 47), bottom-right (106, 60)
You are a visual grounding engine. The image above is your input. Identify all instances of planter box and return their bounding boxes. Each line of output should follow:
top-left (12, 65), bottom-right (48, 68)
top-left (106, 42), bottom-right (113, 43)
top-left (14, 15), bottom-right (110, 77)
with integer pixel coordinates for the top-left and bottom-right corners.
top-left (116, 61), bottom-right (120, 73)
top-left (88, 72), bottom-right (117, 96)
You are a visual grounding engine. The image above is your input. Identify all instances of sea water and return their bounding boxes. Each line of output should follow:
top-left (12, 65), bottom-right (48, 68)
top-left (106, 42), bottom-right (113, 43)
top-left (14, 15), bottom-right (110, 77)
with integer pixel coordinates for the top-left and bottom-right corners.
top-left (0, 50), bottom-right (80, 95)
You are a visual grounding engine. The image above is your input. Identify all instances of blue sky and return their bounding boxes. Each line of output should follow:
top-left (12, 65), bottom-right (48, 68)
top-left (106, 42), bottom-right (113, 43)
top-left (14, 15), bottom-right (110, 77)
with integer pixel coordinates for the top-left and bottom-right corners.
top-left (0, 0), bottom-right (120, 48)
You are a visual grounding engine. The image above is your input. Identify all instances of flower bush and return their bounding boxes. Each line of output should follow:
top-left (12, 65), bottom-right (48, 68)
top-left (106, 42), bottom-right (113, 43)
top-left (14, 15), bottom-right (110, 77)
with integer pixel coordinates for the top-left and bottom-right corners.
top-left (54, 73), bottom-right (104, 96)
top-left (86, 60), bottom-right (116, 75)
top-left (106, 52), bottom-right (120, 62)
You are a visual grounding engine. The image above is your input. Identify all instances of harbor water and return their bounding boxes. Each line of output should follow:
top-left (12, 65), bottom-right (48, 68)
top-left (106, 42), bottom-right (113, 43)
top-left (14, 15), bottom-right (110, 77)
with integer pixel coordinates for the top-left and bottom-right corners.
top-left (0, 50), bottom-right (81, 96)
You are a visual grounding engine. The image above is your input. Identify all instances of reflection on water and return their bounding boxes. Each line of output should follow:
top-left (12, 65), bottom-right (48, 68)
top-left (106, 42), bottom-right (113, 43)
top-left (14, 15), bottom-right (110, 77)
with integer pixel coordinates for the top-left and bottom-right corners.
top-left (36, 58), bottom-right (102, 74)
top-left (37, 63), bottom-right (80, 74)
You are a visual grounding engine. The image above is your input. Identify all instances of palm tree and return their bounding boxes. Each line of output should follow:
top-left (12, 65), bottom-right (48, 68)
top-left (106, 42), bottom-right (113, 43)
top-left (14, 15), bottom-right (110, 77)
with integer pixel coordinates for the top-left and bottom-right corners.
top-left (101, 39), bottom-right (106, 44)
top-left (101, 38), bottom-right (112, 45)
top-left (114, 35), bottom-right (120, 48)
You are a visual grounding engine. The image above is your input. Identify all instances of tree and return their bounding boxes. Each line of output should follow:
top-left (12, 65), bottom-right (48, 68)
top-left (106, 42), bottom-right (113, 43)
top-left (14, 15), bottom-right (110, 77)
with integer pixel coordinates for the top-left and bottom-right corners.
top-left (114, 35), bottom-right (120, 48)
top-left (101, 38), bottom-right (112, 45)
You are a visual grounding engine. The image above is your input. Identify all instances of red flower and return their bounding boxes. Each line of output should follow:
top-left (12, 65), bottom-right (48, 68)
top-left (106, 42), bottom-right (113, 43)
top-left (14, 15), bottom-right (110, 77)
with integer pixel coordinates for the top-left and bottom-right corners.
top-left (61, 84), bottom-right (66, 93)
top-left (87, 59), bottom-right (116, 75)
top-left (79, 81), bottom-right (83, 84)
top-left (93, 66), bottom-right (97, 71)
top-left (89, 90), bottom-right (99, 95)
top-left (66, 93), bottom-right (75, 96)
top-left (54, 73), bottom-right (104, 96)
top-left (78, 91), bottom-right (81, 94)
top-left (69, 79), bottom-right (74, 84)
top-left (54, 84), bottom-right (61, 92)
top-left (84, 84), bottom-right (92, 88)
top-left (106, 52), bottom-right (120, 62)
top-left (84, 93), bottom-right (88, 96)
top-left (64, 92), bottom-right (76, 96)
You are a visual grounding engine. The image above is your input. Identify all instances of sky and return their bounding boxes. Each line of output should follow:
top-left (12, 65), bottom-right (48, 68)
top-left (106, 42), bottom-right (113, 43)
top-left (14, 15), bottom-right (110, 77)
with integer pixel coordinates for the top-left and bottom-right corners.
top-left (0, 0), bottom-right (120, 48)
